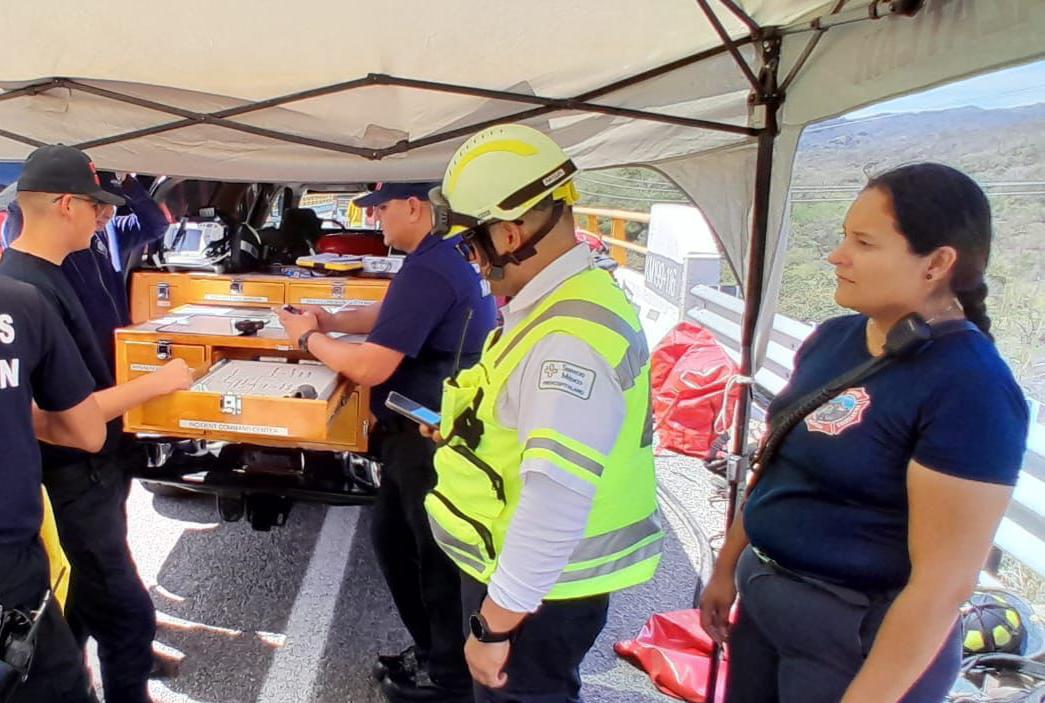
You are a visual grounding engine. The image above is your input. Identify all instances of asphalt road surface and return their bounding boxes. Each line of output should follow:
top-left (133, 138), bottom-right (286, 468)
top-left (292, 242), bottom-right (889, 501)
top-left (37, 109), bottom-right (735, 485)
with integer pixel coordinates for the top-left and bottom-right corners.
top-left (103, 453), bottom-right (724, 703)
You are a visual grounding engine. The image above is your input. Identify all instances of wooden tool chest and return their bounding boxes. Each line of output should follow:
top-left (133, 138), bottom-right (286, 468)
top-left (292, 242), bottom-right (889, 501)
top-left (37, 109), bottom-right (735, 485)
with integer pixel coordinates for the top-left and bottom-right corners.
top-left (119, 273), bottom-right (389, 452)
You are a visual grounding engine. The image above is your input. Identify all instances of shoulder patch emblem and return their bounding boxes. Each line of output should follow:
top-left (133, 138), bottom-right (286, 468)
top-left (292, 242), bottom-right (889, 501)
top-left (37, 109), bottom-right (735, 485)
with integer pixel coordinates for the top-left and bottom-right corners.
top-left (804, 387), bottom-right (871, 436)
top-left (538, 360), bottom-right (596, 400)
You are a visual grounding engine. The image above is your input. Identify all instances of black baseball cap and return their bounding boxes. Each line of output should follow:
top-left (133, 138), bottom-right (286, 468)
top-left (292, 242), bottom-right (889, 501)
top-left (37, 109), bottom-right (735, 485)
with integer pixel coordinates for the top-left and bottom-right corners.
top-left (17, 145), bottom-right (125, 206)
top-left (353, 182), bottom-right (438, 208)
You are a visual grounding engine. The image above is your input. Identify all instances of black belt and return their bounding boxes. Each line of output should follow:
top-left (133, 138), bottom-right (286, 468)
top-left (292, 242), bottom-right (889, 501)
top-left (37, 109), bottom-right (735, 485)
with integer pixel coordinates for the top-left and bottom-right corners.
top-left (751, 546), bottom-right (899, 607)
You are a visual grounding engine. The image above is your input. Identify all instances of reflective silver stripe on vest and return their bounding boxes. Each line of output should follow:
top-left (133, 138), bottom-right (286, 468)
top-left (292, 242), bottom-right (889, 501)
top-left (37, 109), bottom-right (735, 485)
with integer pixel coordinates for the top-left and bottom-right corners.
top-left (524, 437), bottom-right (604, 478)
top-left (614, 330), bottom-right (649, 391)
top-left (641, 395), bottom-right (654, 448)
top-left (556, 535), bottom-right (664, 584)
top-left (568, 512), bottom-right (663, 565)
top-left (494, 299), bottom-right (648, 389)
top-left (429, 517), bottom-right (488, 573)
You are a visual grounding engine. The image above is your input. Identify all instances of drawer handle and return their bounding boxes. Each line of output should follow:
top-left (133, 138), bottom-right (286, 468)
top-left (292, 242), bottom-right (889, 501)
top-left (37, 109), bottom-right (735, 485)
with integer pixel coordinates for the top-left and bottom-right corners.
top-left (156, 341), bottom-right (172, 361)
top-left (157, 282), bottom-right (170, 303)
top-left (229, 280), bottom-right (244, 295)
top-left (221, 395), bottom-right (242, 415)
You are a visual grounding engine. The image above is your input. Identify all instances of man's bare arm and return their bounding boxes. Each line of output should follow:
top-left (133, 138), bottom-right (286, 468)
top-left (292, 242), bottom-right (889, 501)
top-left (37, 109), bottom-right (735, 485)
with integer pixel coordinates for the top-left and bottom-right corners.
top-left (92, 359), bottom-right (194, 421)
top-left (33, 395), bottom-right (106, 452)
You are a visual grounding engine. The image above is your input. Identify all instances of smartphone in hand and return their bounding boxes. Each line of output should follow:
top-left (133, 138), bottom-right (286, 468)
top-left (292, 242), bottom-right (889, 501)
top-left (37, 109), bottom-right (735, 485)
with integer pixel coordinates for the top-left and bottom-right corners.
top-left (385, 391), bottom-right (441, 430)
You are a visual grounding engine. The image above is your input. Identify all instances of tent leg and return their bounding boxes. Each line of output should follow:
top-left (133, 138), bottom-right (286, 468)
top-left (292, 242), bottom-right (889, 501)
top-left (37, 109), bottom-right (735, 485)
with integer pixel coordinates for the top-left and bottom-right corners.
top-left (705, 32), bottom-right (782, 703)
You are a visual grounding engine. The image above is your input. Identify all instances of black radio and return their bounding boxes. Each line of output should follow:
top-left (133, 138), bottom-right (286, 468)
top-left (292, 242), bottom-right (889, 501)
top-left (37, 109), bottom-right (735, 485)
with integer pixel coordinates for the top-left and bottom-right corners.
top-left (0, 588), bottom-right (51, 702)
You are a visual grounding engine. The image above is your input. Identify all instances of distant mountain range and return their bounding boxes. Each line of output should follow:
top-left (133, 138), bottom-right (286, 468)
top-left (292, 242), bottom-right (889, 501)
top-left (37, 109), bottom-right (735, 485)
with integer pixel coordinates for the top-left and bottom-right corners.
top-left (792, 103), bottom-right (1045, 185)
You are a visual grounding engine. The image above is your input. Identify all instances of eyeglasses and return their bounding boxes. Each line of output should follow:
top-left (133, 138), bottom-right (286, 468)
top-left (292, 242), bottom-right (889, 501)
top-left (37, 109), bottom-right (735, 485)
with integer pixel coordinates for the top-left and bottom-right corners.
top-left (455, 236), bottom-right (480, 263)
top-left (51, 194), bottom-right (105, 213)
top-left (455, 224), bottom-right (496, 264)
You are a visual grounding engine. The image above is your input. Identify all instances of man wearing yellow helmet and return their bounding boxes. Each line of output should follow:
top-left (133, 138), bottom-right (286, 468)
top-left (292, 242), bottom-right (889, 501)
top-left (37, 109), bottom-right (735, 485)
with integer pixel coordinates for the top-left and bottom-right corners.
top-left (425, 124), bottom-right (663, 702)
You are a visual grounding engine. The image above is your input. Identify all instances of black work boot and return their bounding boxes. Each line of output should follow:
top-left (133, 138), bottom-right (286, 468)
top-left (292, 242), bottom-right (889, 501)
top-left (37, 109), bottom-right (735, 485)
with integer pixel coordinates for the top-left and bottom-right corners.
top-left (372, 645), bottom-right (426, 684)
top-left (380, 669), bottom-right (473, 703)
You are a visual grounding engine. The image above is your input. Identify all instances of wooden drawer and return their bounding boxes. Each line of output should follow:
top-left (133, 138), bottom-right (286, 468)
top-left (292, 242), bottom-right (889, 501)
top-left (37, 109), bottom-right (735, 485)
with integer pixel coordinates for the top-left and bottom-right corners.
top-left (188, 278), bottom-right (286, 307)
top-left (127, 378), bottom-right (363, 448)
top-left (287, 280), bottom-right (387, 309)
top-left (140, 277), bottom-right (185, 321)
top-left (131, 273), bottom-right (287, 322)
top-left (119, 340), bottom-right (208, 381)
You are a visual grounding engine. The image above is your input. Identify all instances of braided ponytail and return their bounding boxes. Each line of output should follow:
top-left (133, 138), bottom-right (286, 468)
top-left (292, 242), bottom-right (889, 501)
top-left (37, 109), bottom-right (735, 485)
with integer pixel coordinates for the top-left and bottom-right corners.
top-left (956, 281), bottom-right (993, 340)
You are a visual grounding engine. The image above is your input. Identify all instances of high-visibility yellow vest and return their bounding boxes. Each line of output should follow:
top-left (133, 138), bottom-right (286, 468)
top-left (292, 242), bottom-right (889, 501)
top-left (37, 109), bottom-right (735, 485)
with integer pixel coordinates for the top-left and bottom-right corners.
top-left (426, 266), bottom-right (662, 600)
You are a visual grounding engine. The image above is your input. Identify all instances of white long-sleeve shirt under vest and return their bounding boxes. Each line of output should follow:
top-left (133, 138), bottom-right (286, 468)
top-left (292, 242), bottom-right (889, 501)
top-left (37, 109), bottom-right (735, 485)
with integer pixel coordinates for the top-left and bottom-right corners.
top-left (487, 244), bottom-right (630, 613)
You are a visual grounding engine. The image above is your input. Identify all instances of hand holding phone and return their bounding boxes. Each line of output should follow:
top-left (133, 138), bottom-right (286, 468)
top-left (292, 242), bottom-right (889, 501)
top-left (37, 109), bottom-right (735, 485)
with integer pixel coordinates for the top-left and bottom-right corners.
top-left (385, 391), bottom-right (441, 430)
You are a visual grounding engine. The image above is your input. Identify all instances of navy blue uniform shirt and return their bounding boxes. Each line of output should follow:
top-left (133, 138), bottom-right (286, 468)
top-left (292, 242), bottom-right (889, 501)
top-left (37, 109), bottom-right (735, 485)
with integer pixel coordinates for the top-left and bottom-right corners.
top-left (367, 233), bottom-right (496, 421)
top-left (0, 249), bottom-right (121, 467)
top-left (0, 277), bottom-right (95, 544)
top-left (745, 314), bottom-right (1028, 592)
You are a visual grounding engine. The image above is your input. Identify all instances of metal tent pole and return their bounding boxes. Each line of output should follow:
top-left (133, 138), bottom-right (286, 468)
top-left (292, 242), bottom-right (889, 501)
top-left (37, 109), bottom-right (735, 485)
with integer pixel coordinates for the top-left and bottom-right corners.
top-left (704, 29), bottom-right (782, 703)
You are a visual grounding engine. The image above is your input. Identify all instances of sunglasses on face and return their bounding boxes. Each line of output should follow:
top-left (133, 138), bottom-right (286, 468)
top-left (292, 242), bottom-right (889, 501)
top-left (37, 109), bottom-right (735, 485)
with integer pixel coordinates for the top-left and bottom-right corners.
top-left (454, 224), bottom-right (499, 264)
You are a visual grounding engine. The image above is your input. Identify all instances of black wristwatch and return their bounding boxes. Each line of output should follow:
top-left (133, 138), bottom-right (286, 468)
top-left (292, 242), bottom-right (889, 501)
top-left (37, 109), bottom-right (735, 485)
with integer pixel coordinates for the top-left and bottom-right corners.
top-left (298, 329), bottom-right (320, 352)
top-left (469, 612), bottom-right (514, 643)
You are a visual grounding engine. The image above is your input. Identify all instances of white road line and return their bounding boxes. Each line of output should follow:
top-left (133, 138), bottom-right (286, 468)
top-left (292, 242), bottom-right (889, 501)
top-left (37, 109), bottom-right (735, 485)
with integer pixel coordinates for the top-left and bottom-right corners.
top-left (257, 506), bottom-right (361, 703)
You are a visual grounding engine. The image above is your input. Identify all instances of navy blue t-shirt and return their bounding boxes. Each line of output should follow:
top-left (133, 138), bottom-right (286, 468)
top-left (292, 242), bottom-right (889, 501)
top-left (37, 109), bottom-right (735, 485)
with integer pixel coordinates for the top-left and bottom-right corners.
top-left (745, 314), bottom-right (1028, 592)
top-left (0, 276), bottom-right (95, 544)
top-left (0, 249), bottom-right (122, 467)
top-left (367, 233), bottom-right (496, 421)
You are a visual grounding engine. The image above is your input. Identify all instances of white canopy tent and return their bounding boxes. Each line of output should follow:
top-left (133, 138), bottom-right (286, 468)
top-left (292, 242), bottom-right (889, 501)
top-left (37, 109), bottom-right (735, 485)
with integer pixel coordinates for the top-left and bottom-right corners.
top-left (2, 0), bottom-right (1042, 348)
top-left (3, 1), bottom-right (1043, 693)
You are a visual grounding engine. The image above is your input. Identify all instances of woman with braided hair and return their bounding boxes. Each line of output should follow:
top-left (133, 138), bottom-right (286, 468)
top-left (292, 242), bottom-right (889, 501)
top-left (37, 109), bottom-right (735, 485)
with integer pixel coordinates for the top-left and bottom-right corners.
top-left (700, 163), bottom-right (1029, 703)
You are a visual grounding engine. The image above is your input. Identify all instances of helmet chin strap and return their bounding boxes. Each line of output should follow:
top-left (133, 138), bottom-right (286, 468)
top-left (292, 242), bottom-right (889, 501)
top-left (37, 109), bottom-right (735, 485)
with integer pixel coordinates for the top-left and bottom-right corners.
top-left (476, 201), bottom-right (565, 281)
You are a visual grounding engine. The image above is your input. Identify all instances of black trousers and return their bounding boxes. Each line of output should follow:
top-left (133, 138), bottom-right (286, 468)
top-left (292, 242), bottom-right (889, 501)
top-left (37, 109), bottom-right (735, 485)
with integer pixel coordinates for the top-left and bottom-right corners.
top-left (43, 447), bottom-right (155, 703)
top-left (460, 575), bottom-right (609, 703)
top-left (0, 539), bottom-right (95, 703)
top-left (370, 418), bottom-right (470, 687)
top-left (725, 546), bottom-right (961, 703)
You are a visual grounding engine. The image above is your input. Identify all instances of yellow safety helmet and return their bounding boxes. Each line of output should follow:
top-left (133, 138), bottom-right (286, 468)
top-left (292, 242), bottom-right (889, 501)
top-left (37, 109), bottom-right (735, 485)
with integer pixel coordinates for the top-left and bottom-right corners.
top-left (430, 124), bottom-right (579, 239)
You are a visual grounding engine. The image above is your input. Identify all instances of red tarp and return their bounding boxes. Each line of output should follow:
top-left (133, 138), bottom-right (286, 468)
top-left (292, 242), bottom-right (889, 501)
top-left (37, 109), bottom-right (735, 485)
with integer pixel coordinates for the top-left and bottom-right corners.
top-left (651, 322), bottom-right (739, 459)
top-left (615, 609), bottom-right (727, 703)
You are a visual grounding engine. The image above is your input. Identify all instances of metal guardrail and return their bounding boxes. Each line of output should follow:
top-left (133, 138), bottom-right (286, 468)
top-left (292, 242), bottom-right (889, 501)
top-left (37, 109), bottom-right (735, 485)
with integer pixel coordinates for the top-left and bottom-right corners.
top-left (574, 206), bottom-right (649, 268)
top-left (687, 284), bottom-right (812, 398)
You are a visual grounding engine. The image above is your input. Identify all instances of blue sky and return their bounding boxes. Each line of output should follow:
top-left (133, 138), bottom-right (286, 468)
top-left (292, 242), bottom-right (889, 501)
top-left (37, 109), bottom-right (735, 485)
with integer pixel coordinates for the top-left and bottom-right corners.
top-left (846, 58), bottom-right (1045, 119)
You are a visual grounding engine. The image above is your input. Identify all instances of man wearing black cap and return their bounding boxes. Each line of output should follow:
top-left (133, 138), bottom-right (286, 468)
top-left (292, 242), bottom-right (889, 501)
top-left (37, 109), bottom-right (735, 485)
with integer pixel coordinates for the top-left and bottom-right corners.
top-left (0, 144), bottom-right (192, 703)
top-left (279, 183), bottom-right (496, 703)
top-left (3, 169), bottom-right (168, 340)
top-left (3, 172), bottom-right (169, 374)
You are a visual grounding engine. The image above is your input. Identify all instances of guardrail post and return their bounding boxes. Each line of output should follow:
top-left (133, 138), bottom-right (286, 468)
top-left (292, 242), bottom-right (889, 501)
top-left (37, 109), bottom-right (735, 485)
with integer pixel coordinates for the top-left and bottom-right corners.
top-left (609, 218), bottom-right (629, 267)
